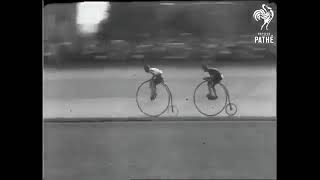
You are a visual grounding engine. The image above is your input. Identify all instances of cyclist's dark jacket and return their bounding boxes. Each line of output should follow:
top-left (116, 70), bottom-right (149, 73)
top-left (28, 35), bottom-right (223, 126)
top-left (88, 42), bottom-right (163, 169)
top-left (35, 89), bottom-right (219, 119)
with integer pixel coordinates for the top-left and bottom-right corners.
top-left (207, 68), bottom-right (223, 80)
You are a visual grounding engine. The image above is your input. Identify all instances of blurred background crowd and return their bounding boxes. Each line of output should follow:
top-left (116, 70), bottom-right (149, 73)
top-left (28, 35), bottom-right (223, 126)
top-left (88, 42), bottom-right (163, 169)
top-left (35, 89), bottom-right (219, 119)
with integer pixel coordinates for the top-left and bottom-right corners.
top-left (43, 1), bottom-right (277, 67)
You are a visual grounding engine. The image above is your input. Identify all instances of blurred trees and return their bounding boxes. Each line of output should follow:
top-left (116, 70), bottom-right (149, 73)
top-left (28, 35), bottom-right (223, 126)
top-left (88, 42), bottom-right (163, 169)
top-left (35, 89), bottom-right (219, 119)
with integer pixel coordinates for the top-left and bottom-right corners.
top-left (161, 7), bottom-right (208, 38)
top-left (96, 2), bottom-right (277, 42)
top-left (97, 2), bottom-right (211, 41)
top-left (97, 2), bottom-right (159, 42)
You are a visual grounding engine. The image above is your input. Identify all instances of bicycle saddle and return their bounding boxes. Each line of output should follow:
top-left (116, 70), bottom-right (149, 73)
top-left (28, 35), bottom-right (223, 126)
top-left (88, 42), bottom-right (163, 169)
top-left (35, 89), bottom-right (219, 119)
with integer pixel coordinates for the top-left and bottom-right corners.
top-left (203, 77), bottom-right (212, 81)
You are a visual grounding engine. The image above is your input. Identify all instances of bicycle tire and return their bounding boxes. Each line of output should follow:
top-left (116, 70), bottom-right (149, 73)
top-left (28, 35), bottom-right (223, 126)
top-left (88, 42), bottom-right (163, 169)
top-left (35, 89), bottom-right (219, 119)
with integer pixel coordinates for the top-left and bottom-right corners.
top-left (193, 81), bottom-right (228, 116)
top-left (225, 103), bottom-right (238, 116)
top-left (136, 80), bottom-right (170, 117)
top-left (167, 105), bottom-right (179, 116)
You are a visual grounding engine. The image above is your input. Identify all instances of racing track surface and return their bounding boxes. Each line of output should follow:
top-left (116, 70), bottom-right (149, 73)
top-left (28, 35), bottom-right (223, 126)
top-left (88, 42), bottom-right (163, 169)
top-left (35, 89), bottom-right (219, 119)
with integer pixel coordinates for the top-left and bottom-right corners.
top-left (43, 65), bottom-right (276, 118)
top-left (44, 119), bottom-right (276, 180)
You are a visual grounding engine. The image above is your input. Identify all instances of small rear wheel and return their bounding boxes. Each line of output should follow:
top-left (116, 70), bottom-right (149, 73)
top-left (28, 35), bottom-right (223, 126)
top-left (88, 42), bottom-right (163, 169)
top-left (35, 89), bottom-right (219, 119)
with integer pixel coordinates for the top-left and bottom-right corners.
top-left (225, 103), bottom-right (237, 116)
top-left (167, 105), bottom-right (179, 116)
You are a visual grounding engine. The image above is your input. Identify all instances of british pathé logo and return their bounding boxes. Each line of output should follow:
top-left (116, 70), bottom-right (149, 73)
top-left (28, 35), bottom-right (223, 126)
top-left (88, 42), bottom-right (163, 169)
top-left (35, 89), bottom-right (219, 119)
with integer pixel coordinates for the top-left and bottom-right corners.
top-left (253, 4), bottom-right (274, 31)
top-left (255, 32), bottom-right (274, 44)
top-left (253, 4), bottom-right (275, 44)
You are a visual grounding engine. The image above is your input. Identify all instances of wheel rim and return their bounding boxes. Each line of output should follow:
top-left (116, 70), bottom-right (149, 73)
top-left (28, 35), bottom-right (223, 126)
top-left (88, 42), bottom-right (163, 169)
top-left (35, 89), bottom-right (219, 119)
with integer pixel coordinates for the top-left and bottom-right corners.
top-left (193, 81), bottom-right (227, 116)
top-left (225, 103), bottom-right (237, 116)
top-left (136, 80), bottom-right (170, 117)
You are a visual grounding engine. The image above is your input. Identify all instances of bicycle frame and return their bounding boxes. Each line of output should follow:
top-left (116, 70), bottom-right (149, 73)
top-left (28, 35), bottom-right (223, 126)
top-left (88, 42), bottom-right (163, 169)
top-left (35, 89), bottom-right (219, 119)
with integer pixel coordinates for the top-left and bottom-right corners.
top-left (136, 78), bottom-right (175, 116)
top-left (149, 77), bottom-right (173, 106)
top-left (205, 77), bottom-right (232, 105)
top-left (193, 78), bottom-right (237, 116)
top-left (162, 83), bottom-right (174, 112)
top-left (218, 83), bottom-right (232, 106)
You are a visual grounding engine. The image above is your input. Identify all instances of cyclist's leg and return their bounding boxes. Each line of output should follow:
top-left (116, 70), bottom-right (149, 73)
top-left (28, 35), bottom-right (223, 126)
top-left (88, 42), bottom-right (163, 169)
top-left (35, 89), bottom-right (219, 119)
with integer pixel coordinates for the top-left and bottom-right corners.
top-left (212, 77), bottom-right (222, 97)
top-left (153, 75), bottom-right (163, 95)
top-left (150, 78), bottom-right (156, 99)
top-left (207, 80), bottom-right (213, 96)
top-left (212, 82), bottom-right (217, 97)
top-left (153, 77), bottom-right (158, 97)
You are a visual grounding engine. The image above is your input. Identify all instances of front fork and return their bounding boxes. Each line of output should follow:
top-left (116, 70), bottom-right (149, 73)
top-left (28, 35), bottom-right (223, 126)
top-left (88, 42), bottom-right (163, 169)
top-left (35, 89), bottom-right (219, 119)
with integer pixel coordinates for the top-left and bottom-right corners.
top-left (222, 84), bottom-right (232, 110)
top-left (170, 98), bottom-right (174, 112)
top-left (169, 90), bottom-right (174, 112)
top-left (165, 84), bottom-right (174, 113)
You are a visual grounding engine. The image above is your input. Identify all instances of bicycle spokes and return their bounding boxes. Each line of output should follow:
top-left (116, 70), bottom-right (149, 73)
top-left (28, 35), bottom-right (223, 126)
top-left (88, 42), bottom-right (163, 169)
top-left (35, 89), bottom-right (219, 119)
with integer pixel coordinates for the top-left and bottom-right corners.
top-left (225, 103), bottom-right (238, 116)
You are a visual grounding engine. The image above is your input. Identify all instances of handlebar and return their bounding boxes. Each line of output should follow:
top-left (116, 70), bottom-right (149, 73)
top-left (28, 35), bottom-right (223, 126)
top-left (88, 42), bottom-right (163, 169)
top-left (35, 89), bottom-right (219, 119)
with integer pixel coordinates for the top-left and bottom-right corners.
top-left (203, 77), bottom-right (212, 81)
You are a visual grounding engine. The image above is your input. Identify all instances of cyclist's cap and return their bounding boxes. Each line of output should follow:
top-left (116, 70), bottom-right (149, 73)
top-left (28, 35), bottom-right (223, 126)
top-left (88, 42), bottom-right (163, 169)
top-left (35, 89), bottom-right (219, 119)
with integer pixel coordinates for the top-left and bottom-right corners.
top-left (201, 64), bottom-right (208, 70)
top-left (144, 64), bottom-right (150, 72)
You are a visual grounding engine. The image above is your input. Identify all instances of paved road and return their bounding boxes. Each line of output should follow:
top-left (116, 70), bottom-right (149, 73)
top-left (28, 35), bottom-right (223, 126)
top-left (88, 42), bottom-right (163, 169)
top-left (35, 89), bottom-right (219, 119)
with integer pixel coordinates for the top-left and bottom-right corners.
top-left (43, 65), bottom-right (276, 118)
top-left (44, 119), bottom-right (276, 180)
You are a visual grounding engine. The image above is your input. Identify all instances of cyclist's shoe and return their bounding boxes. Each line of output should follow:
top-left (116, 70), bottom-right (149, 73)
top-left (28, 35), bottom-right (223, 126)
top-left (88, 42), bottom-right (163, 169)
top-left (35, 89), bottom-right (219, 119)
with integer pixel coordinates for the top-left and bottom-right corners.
top-left (150, 93), bottom-right (157, 101)
top-left (206, 94), bottom-right (217, 100)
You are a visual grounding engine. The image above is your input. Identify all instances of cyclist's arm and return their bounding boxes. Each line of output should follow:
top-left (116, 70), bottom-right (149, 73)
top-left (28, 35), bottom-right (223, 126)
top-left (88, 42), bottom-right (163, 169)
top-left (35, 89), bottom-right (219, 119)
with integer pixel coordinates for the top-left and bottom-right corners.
top-left (149, 71), bottom-right (157, 79)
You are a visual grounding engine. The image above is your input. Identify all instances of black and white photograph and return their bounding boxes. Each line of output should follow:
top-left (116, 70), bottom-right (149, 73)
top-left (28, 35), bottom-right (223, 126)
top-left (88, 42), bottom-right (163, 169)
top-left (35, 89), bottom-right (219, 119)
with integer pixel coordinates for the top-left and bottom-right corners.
top-left (43, 1), bottom-right (277, 179)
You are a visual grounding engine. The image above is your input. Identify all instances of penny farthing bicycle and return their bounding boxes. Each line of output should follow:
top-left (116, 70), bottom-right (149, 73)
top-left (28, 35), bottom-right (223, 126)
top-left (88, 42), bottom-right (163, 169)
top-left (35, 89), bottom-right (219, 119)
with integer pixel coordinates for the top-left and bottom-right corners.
top-left (136, 78), bottom-right (179, 117)
top-left (193, 77), bottom-right (237, 116)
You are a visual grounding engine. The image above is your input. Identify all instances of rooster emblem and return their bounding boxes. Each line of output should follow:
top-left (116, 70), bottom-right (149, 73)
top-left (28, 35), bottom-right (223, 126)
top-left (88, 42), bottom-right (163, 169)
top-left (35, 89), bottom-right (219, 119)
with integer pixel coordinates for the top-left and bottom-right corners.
top-left (253, 4), bottom-right (274, 30)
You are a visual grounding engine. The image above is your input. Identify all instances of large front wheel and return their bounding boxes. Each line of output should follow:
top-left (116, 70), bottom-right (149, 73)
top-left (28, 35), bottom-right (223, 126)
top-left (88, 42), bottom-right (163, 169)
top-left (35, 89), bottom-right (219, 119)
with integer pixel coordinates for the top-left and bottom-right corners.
top-left (136, 80), bottom-right (170, 117)
top-left (193, 81), bottom-right (228, 116)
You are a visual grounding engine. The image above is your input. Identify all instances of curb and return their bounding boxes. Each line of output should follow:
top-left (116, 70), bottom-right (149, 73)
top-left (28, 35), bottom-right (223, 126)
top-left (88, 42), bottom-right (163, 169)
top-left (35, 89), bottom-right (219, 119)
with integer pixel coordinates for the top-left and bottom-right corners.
top-left (44, 116), bottom-right (277, 123)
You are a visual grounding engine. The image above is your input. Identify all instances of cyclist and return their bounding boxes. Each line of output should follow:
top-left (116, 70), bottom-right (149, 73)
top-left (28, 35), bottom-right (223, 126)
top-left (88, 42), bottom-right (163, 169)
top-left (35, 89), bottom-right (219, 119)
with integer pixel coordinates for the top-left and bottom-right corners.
top-left (144, 64), bottom-right (164, 101)
top-left (201, 64), bottom-right (224, 100)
